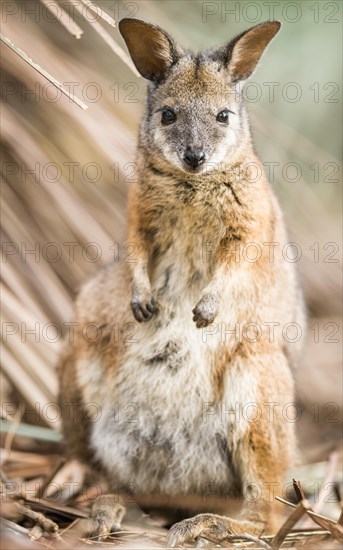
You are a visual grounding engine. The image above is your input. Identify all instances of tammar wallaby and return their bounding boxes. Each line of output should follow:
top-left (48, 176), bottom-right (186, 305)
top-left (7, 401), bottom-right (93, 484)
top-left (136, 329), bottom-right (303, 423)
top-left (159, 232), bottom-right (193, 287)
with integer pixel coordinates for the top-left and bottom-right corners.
top-left (59, 18), bottom-right (305, 546)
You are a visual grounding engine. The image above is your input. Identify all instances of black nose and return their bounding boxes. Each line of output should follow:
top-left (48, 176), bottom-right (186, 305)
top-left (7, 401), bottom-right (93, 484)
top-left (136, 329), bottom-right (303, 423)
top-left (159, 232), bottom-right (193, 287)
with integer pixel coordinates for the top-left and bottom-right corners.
top-left (183, 147), bottom-right (205, 169)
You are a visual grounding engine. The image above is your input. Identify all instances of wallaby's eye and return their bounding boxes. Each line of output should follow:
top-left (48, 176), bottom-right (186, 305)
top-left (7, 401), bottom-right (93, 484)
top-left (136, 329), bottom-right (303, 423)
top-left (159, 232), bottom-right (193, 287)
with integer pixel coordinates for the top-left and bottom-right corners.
top-left (216, 109), bottom-right (231, 124)
top-left (161, 108), bottom-right (177, 125)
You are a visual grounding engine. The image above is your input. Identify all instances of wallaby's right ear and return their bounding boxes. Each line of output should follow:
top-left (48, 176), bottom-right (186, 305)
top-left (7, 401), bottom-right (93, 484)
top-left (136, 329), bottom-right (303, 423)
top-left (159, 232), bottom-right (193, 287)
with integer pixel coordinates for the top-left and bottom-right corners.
top-left (119, 18), bottom-right (182, 82)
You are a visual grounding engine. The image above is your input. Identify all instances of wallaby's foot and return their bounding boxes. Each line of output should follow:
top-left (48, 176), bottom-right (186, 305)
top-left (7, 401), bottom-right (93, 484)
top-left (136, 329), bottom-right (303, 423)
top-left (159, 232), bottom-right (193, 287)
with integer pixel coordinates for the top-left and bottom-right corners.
top-left (192, 293), bottom-right (219, 328)
top-left (91, 494), bottom-right (126, 541)
top-left (131, 292), bottom-right (158, 322)
top-left (167, 513), bottom-right (264, 547)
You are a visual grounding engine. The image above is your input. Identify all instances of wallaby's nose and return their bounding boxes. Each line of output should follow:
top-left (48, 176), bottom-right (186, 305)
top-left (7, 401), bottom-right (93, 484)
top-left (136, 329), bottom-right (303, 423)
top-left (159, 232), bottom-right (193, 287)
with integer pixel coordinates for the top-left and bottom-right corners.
top-left (183, 147), bottom-right (205, 169)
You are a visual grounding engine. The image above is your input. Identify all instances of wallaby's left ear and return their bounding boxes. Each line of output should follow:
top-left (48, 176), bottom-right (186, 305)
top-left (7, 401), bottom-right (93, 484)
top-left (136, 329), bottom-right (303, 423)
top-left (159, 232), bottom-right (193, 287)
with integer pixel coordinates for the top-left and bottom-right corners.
top-left (224, 21), bottom-right (281, 82)
top-left (119, 18), bottom-right (183, 82)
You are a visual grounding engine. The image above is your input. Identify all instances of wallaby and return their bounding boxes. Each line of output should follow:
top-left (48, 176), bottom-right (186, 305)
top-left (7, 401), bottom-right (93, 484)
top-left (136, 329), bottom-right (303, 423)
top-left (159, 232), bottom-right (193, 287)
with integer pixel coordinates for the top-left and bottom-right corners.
top-left (59, 18), bottom-right (305, 546)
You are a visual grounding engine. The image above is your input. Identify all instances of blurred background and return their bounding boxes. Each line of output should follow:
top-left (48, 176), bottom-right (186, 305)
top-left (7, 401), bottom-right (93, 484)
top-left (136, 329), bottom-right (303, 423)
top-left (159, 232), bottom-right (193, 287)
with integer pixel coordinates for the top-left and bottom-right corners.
top-left (0, 0), bottom-right (342, 541)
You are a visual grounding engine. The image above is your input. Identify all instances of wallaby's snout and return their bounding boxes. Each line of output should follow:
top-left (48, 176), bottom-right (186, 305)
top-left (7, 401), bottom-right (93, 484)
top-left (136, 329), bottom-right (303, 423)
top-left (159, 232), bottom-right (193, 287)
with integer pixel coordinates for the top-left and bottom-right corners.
top-left (183, 146), bottom-right (206, 170)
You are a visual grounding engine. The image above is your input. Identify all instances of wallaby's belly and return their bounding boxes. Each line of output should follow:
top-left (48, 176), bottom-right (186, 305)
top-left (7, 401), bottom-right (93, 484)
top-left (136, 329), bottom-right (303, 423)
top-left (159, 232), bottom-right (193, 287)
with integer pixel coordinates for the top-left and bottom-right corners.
top-left (86, 295), bottom-right (250, 496)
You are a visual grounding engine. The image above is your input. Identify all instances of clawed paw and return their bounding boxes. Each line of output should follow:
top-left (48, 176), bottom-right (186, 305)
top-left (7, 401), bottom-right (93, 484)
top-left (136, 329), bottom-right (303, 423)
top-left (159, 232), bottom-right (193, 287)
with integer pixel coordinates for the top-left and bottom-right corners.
top-left (91, 495), bottom-right (125, 541)
top-left (192, 293), bottom-right (219, 328)
top-left (167, 514), bottom-right (229, 547)
top-left (131, 294), bottom-right (158, 322)
top-left (167, 514), bottom-right (262, 547)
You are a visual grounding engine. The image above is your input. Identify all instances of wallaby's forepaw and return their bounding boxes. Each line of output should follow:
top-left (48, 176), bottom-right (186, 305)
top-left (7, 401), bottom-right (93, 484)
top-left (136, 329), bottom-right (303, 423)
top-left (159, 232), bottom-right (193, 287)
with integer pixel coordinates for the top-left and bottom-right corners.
top-left (167, 513), bottom-right (263, 547)
top-left (131, 293), bottom-right (158, 322)
top-left (192, 293), bottom-right (219, 328)
top-left (91, 494), bottom-right (125, 541)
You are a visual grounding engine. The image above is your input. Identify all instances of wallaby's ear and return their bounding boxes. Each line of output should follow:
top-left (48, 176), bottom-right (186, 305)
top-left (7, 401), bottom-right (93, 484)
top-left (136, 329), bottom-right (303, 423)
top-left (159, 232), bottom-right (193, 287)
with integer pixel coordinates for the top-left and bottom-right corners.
top-left (219, 21), bottom-right (281, 82)
top-left (119, 18), bottom-right (182, 82)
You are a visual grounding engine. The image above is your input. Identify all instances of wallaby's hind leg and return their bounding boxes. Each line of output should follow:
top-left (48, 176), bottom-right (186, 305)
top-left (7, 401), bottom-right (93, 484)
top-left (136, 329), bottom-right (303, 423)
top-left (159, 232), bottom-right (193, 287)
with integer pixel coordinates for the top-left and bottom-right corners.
top-left (168, 350), bottom-right (294, 547)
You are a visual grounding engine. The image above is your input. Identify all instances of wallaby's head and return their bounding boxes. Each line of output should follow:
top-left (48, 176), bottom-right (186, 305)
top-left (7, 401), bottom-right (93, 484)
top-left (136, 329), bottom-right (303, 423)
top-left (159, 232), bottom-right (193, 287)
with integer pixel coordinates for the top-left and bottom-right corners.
top-left (119, 19), bottom-right (280, 175)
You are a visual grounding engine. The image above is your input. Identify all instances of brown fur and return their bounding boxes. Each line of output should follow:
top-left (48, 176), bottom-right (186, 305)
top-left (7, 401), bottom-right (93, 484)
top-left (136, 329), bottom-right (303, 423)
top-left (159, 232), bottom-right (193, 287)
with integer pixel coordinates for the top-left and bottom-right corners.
top-left (59, 18), bottom-right (305, 546)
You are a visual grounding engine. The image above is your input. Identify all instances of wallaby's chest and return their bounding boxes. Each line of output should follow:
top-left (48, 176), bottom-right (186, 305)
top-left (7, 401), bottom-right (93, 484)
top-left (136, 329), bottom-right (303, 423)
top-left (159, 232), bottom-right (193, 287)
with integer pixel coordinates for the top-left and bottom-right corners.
top-left (146, 188), bottom-right (231, 298)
